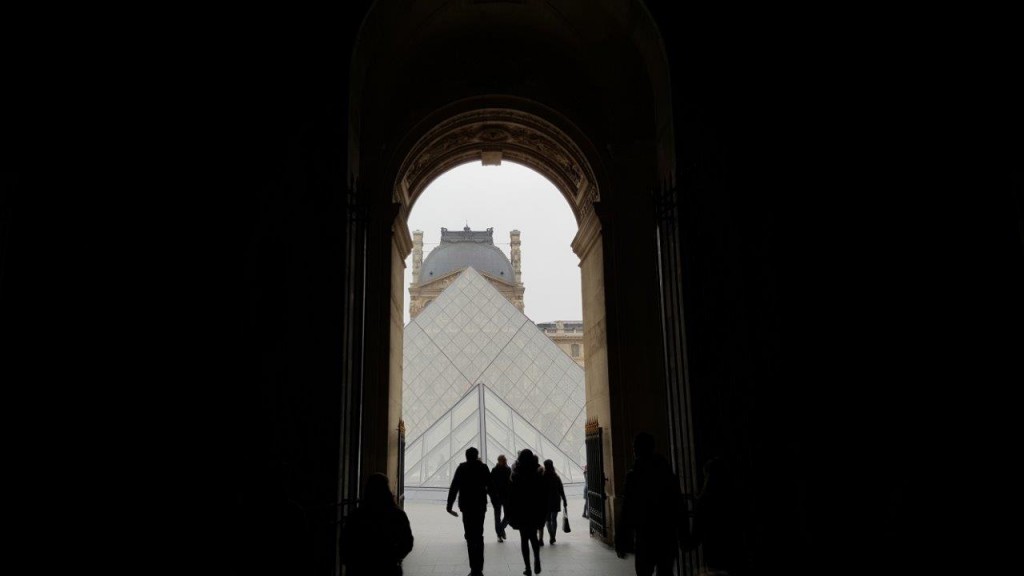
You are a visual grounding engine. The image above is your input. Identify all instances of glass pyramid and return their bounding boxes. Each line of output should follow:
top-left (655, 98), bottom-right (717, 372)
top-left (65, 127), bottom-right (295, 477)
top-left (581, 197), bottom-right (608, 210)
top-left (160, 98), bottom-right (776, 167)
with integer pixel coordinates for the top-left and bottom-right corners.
top-left (403, 267), bottom-right (586, 488)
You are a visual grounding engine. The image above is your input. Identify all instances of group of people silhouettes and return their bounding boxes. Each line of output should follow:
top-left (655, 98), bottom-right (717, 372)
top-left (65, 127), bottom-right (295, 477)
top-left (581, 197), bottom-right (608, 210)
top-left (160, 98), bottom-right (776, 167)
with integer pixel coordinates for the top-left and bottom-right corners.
top-left (341, 432), bottom-right (728, 576)
top-left (447, 447), bottom-right (568, 576)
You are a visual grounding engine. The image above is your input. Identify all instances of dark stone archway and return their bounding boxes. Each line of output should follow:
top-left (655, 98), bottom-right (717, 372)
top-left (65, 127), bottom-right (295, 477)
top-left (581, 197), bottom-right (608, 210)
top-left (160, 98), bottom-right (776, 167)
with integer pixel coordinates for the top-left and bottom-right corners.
top-left (124, 2), bottom-right (1016, 576)
top-left (349, 2), bottom-right (684, 558)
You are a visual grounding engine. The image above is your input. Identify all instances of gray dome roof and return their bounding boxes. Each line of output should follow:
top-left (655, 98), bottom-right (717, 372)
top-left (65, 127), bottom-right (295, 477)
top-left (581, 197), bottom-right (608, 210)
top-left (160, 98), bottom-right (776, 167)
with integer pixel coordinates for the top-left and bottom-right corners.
top-left (421, 242), bottom-right (515, 283)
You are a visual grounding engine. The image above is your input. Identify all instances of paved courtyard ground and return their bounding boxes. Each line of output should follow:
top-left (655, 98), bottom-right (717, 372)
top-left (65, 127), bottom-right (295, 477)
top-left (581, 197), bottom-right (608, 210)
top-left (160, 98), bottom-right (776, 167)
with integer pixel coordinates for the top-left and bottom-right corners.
top-left (401, 495), bottom-right (636, 576)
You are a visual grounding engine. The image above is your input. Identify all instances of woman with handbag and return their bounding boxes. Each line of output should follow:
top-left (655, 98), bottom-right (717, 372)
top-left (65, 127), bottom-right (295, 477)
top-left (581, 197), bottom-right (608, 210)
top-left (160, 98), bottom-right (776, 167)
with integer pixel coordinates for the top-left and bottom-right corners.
top-left (540, 459), bottom-right (568, 545)
top-left (507, 449), bottom-right (546, 575)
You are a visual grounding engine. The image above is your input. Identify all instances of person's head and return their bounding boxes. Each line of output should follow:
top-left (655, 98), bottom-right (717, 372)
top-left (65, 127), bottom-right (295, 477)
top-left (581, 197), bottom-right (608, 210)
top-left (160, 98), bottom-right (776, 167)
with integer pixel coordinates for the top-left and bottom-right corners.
top-left (465, 447), bottom-right (479, 462)
top-left (497, 454), bottom-right (507, 466)
top-left (363, 472), bottom-right (395, 507)
top-left (543, 459), bottom-right (556, 476)
top-left (633, 432), bottom-right (656, 459)
top-left (516, 448), bottom-right (536, 469)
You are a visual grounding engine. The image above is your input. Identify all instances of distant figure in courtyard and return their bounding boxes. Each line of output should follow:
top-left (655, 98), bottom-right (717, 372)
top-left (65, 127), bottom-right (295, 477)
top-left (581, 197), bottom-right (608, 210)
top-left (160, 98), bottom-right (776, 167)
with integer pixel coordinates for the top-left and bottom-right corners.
top-left (693, 456), bottom-right (739, 574)
top-left (447, 447), bottom-right (491, 576)
top-left (507, 449), bottom-right (547, 575)
top-left (340, 473), bottom-right (414, 576)
top-left (615, 432), bottom-right (683, 576)
top-left (541, 459), bottom-right (568, 545)
top-left (582, 464), bottom-right (589, 518)
top-left (534, 459), bottom-right (546, 546)
top-left (490, 454), bottom-right (513, 542)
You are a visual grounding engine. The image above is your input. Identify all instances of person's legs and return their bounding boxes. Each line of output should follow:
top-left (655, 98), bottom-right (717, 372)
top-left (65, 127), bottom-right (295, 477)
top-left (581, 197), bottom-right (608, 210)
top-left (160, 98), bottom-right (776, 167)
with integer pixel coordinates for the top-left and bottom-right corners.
top-left (519, 528), bottom-right (532, 574)
top-left (528, 527), bottom-right (541, 574)
top-left (654, 552), bottom-right (675, 576)
top-left (493, 501), bottom-right (504, 539)
top-left (462, 509), bottom-right (486, 575)
top-left (634, 540), bottom-right (656, 576)
top-left (634, 553), bottom-right (654, 576)
top-left (499, 505), bottom-right (510, 536)
top-left (546, 511), bottom-right (558, 543)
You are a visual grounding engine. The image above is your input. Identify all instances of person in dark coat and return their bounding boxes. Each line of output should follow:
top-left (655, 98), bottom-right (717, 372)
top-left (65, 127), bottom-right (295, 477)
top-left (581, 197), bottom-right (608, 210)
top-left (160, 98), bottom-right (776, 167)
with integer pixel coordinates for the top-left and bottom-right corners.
top-left (540, 459), bottom-right (568, 545)
top-left (489, 454), bottom-right (512, 542)
top-left (447, 447), bottom-right (491, 576)
top-left (507, 449), bottom-right (546, 576)
top-left (582, 464), bottom-right (589, 519)
top-left (615, 432), bottom-right (683, 576)
top-left (340, 473), bottom-right (414, 576)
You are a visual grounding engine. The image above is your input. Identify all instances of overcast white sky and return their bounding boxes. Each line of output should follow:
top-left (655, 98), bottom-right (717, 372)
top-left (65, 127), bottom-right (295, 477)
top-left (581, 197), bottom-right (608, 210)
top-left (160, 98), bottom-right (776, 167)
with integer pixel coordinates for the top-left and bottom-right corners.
top-left (403, 162), bottom-right (582, 326)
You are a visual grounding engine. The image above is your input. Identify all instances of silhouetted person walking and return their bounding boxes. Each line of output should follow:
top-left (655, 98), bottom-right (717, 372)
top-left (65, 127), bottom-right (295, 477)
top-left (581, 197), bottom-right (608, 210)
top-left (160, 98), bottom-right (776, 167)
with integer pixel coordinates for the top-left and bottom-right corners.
top-left (490, 454), bottom-right (512, 542)
top-left (615, 432), bottom-right (683, 576)
top-left (340, 473), bottom-right (414, 576)
top-left (582, 464), bottom-right (589, 518)
top-left (447, 447), bottom-right (491, 576)
top-left (541, 459), bottom-right (568, 544)
top-left (507, 449), bottom-right (546, 575)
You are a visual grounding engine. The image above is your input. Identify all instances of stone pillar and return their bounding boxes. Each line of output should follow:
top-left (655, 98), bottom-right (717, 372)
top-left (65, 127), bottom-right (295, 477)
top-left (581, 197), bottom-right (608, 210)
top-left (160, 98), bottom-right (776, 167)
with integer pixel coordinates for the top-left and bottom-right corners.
top-left (510, 229), bottom-right (522, 285)
top-left (412, 230), bottom-right (423, 284)
top-left (389, 216), bottom-right (412, 494)
top-left (360, 202), bottom-right (408, 498)
top-left (409, 230), bottom-right (424, 318)
top-left (571, 208), bottom-right (616, 545)
top-left (653, 182), bottom-right (702, 575)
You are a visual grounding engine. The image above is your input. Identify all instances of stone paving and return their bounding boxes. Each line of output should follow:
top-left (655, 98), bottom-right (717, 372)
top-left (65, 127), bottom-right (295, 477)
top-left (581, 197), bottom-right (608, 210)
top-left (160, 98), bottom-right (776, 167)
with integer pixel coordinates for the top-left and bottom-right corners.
top-left (401, 495), bottom-right (636, 576)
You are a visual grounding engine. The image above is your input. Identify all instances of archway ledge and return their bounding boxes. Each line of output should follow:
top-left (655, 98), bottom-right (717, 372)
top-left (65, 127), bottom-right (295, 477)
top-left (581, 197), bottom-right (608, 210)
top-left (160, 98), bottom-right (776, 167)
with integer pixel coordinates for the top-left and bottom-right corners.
top-left (395, 108), bottom-right (599, 224)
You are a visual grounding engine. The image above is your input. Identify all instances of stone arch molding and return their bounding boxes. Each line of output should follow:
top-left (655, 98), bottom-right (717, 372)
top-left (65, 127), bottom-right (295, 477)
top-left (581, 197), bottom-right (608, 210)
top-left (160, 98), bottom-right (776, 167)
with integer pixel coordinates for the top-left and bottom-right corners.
top-left (395, 108), bottom-right (599, 224)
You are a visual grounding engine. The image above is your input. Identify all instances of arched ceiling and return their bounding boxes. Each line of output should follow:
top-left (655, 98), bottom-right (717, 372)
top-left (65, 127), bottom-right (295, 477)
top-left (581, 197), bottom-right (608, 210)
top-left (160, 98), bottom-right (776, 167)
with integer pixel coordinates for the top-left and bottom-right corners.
top-left (396, 107), bottom-right (598, 222)
top-left (350, 0), bottom-right (674, 194)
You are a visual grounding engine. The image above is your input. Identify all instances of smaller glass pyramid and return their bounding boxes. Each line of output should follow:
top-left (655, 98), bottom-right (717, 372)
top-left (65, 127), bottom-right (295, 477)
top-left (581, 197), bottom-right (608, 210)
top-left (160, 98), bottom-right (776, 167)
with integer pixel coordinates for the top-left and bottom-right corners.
top-left (404, 382), bottom-right (585, 488)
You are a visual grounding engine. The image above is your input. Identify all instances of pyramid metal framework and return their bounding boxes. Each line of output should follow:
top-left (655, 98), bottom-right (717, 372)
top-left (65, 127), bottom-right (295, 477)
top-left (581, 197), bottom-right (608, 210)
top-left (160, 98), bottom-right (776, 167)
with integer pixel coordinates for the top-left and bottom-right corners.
top-left (403, 267), bottom-right (586, 488)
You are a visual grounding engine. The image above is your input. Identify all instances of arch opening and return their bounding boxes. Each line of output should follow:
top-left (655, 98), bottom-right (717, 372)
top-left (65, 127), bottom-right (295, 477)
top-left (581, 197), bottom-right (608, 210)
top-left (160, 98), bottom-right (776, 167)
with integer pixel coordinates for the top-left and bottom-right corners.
top-left (347, 0), bottom-right (685, 558)
top-left (387, 106), bottom-right (612, 521)
top-left (399, 162), bottom-right (586, 499)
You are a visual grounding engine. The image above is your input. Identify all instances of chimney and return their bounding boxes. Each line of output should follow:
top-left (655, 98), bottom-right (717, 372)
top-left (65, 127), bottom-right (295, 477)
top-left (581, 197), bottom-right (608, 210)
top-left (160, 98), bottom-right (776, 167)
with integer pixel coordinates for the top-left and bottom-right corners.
top-left (412, 230), bottom-right (424, 285)
top-left (510, 229), bottom-right (522, 285)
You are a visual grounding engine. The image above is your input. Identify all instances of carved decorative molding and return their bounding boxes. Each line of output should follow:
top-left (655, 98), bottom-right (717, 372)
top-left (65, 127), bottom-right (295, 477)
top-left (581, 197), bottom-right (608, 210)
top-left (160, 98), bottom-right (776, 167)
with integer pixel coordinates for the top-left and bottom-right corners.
top-left (571, 209), bottom-right (603, 262)
top-left (396, 109), bottom-right (599, 222)
top-left (392, 214), bottom-right (414, 258)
